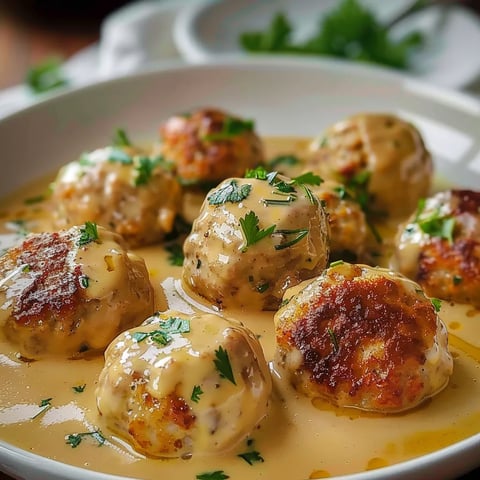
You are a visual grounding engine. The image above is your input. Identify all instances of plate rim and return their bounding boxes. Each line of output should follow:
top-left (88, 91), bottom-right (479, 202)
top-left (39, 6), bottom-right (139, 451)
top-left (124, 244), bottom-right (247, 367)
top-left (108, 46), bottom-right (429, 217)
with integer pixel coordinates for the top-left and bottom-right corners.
top-left (0, 56), bottom-right (480, 480)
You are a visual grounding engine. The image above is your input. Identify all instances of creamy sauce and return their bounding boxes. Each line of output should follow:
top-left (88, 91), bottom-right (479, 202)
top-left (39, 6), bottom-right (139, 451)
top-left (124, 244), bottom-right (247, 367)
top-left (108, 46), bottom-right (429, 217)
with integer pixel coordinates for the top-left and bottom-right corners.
top-left (1, 138), bottom-right (480, 479)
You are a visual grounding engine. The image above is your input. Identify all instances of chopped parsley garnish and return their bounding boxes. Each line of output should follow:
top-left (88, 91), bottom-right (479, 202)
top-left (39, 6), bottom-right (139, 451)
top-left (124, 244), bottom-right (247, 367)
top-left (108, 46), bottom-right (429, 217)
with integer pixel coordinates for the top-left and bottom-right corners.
top-left (112, 128), bottom-right (131, 147)
top-left (431, 298), bottom-right (442, 313)
top-left (31, 397), bottom-right (52, 419)
top-left (214, 346), bottom-right (236, 385)
top-left (165, 243), bottom-right (184, 266)
top-left (273, 228), bottom-right (309, 250)
top-left (239, 211), bottom-right (276, 252)
top-left (336, 171), bottom-right (382, 243)
top-left (239, 0), bottom-right (424, 70)
top-left (203, 117), bottom-right (254, 141)
top-left (79, 275), bottom-right (89, 288)
top-left (196, 471), bottom-right (230, 480)
top-left (327, 327), bottom-right (339, 352)
top-left (65, 430), bottom-right (106, 448)
top-left (256, 282), bottom-right (270, 293)
top-left (77, 222), bottom-right (99, 246)
top-left (414, 200), bottom-right (455, 243)
top-left (132, 317), bottom-right (190, 346)
top-left (268, 154), bottom-right (300, 169)
top-left (238, 450), bottom-right (265, 465)
top-left (208, 180), bottom-right (252, 205)
top-left (108, 147), bottom-right (133, 165)
top-left (191, 385), bottom-right (204, 403)
top-left (135, 156), bottom-right (159, 186)
top-left (24, 194), bottom-right (46, 205)
top-left (453, 275), bottom-right (463, 286)
top-left (72, 384), bottom-right (86, 393)
top-left (22, 264), bottom-right (31, 273)
top-left (26, 57), bottom-right (68, 94)
top-left (245, 165), bottom-right (269, 180)
top-left (291, 172), bottom-right (323, 187)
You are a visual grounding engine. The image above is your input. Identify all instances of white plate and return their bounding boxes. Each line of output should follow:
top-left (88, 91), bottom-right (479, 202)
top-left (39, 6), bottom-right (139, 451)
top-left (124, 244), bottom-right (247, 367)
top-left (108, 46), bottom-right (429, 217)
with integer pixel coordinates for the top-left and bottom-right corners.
top-left (173, 0), bottom-right (480, 89)
top-left (0, 58), bottom-right (480, 480)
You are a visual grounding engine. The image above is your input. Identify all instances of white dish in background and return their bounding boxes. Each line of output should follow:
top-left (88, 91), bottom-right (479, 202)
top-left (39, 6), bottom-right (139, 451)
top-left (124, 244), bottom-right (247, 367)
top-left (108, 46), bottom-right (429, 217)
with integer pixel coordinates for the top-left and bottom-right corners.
top-left (173, 0), bottom-right (480, 89)
top-left (0, 58), bottom-right (480, 480)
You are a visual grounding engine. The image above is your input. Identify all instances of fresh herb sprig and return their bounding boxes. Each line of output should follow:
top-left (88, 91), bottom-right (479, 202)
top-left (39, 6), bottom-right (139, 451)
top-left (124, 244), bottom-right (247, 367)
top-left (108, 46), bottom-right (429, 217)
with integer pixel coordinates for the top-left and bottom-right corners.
top-left (239, 211), bottom-right (276, 252)
top-left (203, 117), bottom-right (254, 141)
top-left (65, 430), bottom-right (106, 448)
top-left (132, 317), bottom-right (190, 346)
top-left (214, 346), bottom-right (236, 385)
top-left (239, 0), bottom-right (424, 70)
top-left (208, 180), bottom-right (252, 205)
top-left (26, 57), bottom-right (68, 94)
top-left (77, 222), bottom-right (99, 247)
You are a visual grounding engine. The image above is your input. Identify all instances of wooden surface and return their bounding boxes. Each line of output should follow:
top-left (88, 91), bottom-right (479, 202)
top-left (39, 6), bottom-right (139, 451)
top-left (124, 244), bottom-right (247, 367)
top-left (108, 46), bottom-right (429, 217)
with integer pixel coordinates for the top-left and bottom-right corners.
top-left (0, 1), bottom-right (480, 480)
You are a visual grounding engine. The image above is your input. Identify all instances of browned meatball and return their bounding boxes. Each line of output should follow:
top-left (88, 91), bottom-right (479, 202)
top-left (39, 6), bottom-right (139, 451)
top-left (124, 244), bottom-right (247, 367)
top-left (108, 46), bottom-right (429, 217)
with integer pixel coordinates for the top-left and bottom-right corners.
top-left (159, 108), bottom-right (264, 185)
top-left (312, 179), bottom-right (368, 261)
top-left (274, 262), bottom-right (453, 413)
top-left (182, 172), bottom-right (330, 310)
top-left (0, 223), bottom-right (154, 359)
top-left (96, 310), bottom-right (272, 458)
top-left (51, 146), bottom-right (181, 248)
top-left (306, 113), bottom-right (433, 218)
top-left (392, 189), bottom-right (480, 306)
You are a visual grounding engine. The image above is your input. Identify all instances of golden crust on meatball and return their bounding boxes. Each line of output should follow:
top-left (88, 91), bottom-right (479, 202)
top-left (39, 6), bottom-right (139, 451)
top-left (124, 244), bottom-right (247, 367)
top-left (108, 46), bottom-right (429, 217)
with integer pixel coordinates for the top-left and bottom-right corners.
top-left (0, 223), bottom-right (154, 359)
top-left (51, 146), bottom-right (182, 248)
top-left (159, 108), bottom-right (264, 184)
top-left (274, 263), bottom-right (453, 413)
top-left (306, 113), bottom-right (433, 218)
top-left (96, 310), bottom-right (272, 458)
top-left (393, 189), bottom-right (480, 306)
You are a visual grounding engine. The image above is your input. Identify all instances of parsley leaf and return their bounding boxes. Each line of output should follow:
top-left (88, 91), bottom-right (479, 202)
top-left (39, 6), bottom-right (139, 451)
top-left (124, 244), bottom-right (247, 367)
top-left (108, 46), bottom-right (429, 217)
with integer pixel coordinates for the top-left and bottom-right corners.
top-left (132, 317), bottom-right (191, 346)
top-left (65, 430), bottom-right (106, 448)
top-left (214, 346), bottom-right (236, 385)
top-left (239, 211), bottom-right (276, 252)
top-left (26, 57), bottom-right (68, 94)
top-left (431, 298), bottom-right (442, 313)
top-left (72, 384), bottom-right (86, 393)
top-left (31, 397), bottom-right (52, 419)
top-left (268, 154), bottom-right (300, 169)
top-left (203, 117), bottom-right (254, 141)
top-left (238, 450), bottom-right (265, 465)
top-left (414, 201), bottom-right (456, 244)
top-left (196, 471), bottom-right (230, 480)
top-left (165, 243), bottom-right (184, 266)
top-left (77, 222), bottom-right (99, 246)
top-left (112, 128), bottom-right (131, 147)
top-left (208, 180), bottom-right (252, 205)
top-left (135, 156), bottom-right (159, 186)
top-left (191, 385), bottom-right (204, 403)
top-left (291, 172), bottom-right (323, 186)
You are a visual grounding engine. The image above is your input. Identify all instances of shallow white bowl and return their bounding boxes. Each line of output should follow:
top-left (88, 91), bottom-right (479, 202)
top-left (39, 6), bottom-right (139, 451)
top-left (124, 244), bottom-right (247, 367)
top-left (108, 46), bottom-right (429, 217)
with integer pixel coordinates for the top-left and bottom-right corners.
top-left (0, 57), bottom-right (480, 480)
top-left (173, 0), bottom-right (480, 89)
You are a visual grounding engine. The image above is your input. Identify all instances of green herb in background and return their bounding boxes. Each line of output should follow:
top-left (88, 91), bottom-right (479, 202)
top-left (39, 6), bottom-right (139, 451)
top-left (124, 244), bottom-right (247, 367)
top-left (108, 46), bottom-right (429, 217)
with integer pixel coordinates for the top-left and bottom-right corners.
top-left (239, 0), bottom-right (424, 70)
top-left (26, 57), bottom-right (68, 94)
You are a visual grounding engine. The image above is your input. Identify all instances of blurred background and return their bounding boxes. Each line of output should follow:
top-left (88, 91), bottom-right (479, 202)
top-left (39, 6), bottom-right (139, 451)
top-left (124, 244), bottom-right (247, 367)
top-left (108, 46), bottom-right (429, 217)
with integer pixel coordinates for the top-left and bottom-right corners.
top-left (1, 0), bottom-right (480, 91)
top-left (0, 0), bottom-right (132, 89)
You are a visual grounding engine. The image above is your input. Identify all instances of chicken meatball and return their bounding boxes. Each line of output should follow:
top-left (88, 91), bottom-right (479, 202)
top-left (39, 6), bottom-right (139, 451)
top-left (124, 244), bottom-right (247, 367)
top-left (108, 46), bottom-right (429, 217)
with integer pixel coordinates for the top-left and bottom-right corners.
top-left (182, 171), bottom-right (330, 310)
top-left (0, 223), bottom-right (154, 359)
top-left (274, 262), bottom-right (453, 413)
top-left (96, 310), bottom-right (272, 458)
top-left (392, 189), bottom-right (480, 307)
top-left (312, 179), bottom-right (368, 261)
top-left (159, 108), bottom-right (264, 185)
top-left (51, 146), bottom-right (181, 248)
top-left (306, 113), bottom-right (433, 218)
